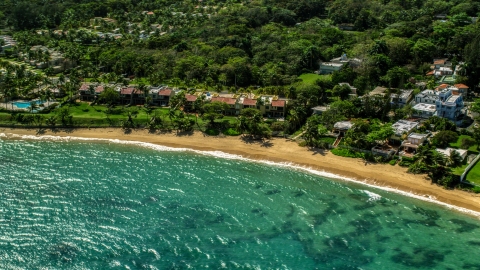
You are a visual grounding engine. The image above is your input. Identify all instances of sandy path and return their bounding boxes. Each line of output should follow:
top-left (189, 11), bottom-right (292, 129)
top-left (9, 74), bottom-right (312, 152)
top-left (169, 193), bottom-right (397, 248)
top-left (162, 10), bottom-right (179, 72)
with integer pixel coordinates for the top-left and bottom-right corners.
top-left (2, 127), bottom-right (480, 215)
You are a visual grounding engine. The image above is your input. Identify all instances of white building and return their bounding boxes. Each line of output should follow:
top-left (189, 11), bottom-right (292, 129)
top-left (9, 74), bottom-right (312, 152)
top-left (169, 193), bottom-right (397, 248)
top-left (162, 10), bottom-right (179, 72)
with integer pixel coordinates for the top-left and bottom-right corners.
top-left (413, 103), bottom-right (437, 118)
top-left (436, 148), bottom-right (468, 161)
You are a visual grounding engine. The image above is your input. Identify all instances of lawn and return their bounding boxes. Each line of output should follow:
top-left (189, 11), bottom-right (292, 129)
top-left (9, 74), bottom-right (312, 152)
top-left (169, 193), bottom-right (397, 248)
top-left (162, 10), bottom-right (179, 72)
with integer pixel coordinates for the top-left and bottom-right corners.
top-left (0, 102), bottom-right (240, 128)
top-left (466, 160), bottom-right (480, 185)
top-left (298, 73), bottom-right (331, 85)
top-left (449, 135), bottom-right (479, 153)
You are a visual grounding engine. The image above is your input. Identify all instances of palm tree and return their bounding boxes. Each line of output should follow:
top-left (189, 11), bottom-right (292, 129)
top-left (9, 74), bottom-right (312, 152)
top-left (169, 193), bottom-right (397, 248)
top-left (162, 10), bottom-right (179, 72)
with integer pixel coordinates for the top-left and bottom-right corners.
top-left (446, 150), bottom-right (463, 167)
top-left (29, 101), bottom-right (39, 113)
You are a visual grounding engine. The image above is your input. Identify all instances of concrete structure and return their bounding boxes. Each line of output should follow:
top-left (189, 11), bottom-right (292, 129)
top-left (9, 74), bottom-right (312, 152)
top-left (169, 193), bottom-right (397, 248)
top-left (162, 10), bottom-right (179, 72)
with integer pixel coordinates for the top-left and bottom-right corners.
top-left (368, 86), bottom-right (388, 97)
top-left (436, 148), bottom-right (468, 161)
top-left (319, 62), bottom-right (344, 74)
top-left (415, 89), bottom-right (438, 104)
top-left (311, 105), bottom-right (329, 115)
top-left (333, 121), bottom-right (353, 135)
top-left (400, 133), bottom-right (428, 156)
top-left (390, 89), bottom-right (413, 108)
top-left (330, 54), bottom-right (362, 68)
top-left (435, 88), bottom-right (464, 121)
top-left (0, 35), bottom-right (16, 54)
top-left (413, 103), bottom-right (437, 118)
top-left (390, 120), bottom-right (419, 143)
top-left (338, 83), bottom-right (357, 97)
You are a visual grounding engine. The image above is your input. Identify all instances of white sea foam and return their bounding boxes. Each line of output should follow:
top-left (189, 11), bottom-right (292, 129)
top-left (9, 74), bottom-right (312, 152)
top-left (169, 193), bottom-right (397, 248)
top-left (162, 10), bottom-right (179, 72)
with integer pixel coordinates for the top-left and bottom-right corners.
top-left (362, 190), bottom-right (382, 202)
top-left (2, 132), bottom-right (480, 218)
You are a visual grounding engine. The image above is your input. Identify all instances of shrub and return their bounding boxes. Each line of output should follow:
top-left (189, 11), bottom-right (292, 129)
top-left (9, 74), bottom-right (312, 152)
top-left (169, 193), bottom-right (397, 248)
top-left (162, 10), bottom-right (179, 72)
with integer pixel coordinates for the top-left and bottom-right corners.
top-left (40, 103), bottom-right (59, 114)
top-left (389, 159), bottom-right (397, 165)
top-left (205, 128), bottom-right (220, 136)
top-left (331, 148), bottom-right (364, 158)
top-left (461, 137), bottom-right (475, 149)
top-left (223, 127), bottom-right (241, 136)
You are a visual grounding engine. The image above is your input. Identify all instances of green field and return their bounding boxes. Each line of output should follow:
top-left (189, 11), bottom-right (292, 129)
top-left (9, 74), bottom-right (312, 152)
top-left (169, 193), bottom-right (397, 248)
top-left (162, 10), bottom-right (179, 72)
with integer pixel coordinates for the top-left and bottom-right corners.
top-left (298, 73), bottom-right (331, 85)
top-left (466, 160), bottom-right (480, 185)
top-left (0, 102), bottom-right (240, 128)
top-left (449, 135), bottom-right (479, 153)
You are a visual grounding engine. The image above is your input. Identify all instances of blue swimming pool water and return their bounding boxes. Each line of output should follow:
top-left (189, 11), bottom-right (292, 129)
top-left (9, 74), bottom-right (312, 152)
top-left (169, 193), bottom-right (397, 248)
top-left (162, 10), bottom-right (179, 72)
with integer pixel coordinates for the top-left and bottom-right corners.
top-left (13, 100), bottom-right (43, 109)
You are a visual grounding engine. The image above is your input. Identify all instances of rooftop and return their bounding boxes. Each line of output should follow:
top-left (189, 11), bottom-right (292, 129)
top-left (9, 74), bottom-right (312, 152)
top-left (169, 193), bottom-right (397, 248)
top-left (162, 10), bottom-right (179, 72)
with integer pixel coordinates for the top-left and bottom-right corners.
top-left (186, 94), bottom-right (197, 102)
top-left (408, 133), bottom-right (428, 140)
top-left (334, 121), bottom-right (353, 130)
top-left (436, 148), bottom-right (468, 159)
top-left (392, 120), bottom-right (419, 136)
top-left (369, 86), bottom-right (388, 96)
top-left (413, 103), bottom-right (436, 113)
top-left (159, 89), bottom-right (173, 96)
top-left (242, 98), bottom-right (257, 106)
top-left (271, 100), bottom-right (285, 107)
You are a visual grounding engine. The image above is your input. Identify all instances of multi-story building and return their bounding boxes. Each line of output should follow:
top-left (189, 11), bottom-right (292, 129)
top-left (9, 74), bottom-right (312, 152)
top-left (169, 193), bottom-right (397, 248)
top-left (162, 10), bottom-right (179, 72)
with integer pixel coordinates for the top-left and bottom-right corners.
top-left (435, 88), bottom-right (464, 121)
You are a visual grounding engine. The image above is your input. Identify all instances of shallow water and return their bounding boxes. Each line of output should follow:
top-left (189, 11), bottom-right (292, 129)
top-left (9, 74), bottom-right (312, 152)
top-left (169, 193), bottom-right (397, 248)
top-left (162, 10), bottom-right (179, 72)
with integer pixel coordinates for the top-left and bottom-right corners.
top-left (1, 138), bottom-right (480, 269)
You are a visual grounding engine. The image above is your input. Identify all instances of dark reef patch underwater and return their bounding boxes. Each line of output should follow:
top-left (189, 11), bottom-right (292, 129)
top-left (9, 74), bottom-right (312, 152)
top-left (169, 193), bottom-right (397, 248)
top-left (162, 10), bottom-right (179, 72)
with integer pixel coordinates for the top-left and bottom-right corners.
top-left (1, 138), bottom-right (480, 269)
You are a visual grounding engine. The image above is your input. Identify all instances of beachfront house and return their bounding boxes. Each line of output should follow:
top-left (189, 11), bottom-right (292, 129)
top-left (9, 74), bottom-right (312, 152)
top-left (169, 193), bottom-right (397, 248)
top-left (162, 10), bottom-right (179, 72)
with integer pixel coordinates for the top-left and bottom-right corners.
top-left (399, 133), bottom-right (428, 156)
top-left (436, 148), bottom-right (468, 161)
top-left (210, 95), bottom-right (237, 115)
top-left (389, 120), bottom-right (419, 144)
top-left (333, 121), bottom-right (353, 136)
top-left (150, 87), bottom-right (175, 106)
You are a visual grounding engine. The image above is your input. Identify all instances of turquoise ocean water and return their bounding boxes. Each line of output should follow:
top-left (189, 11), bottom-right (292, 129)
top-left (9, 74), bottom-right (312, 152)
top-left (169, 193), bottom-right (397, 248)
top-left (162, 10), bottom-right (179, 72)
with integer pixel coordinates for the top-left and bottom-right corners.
top-left (1, 136), bottom-right (480, 269)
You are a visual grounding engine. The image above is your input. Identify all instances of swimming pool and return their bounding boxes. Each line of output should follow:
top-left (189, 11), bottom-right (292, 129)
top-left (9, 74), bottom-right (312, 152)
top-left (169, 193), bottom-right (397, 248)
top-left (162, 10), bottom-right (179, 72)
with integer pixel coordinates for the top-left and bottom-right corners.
top-left (13, 100), bottom-right (43, 109)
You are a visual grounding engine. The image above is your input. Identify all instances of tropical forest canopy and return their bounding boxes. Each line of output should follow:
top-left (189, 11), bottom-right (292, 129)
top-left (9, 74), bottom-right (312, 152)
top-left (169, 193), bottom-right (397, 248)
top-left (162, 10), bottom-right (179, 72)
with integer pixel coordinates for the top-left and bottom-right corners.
top-left (2, 0), bottom-right (480, 92)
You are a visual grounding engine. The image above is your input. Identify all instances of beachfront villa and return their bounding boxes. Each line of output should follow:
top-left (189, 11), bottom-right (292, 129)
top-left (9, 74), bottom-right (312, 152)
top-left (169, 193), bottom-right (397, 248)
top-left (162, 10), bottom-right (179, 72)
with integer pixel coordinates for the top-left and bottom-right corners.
top-left (399, 133), bottom-right (428, 156)
top-left (333, 121), bottom-right (353, 136)
top-left (436, 148), bottom-right (468, 161)
top-left (389, 120), bottom-right (419, 144)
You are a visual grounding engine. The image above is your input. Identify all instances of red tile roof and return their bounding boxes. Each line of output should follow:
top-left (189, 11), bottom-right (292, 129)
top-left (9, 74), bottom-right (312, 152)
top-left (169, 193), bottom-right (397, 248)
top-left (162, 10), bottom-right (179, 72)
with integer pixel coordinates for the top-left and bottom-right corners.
top-left (79, 84), bottom-right (89, 91)
top-left (121, 87), bottom-right (136, 95)
top-left (95, 85), bottom-right (104, 93)
top-left (438, 83), bottom-right (449, 89)
top-left (454, 84), bottom-right (469, 89)
top-left (426, 71), bottom-right (434, 76)
top-left (159, 89), bottom-right (172, 96)
top-left (186, 94), bottom-right (197, 102)
top-left (242, 98), bottom-right (257, 106)
top-left (433, 59), bottom-right (446, 65)
top-left (271, 100), bottom-right (286, 107)
top-left (147, 11), bottom-right (154, 15)
top-left (211, 97), bottom-right (237, 105)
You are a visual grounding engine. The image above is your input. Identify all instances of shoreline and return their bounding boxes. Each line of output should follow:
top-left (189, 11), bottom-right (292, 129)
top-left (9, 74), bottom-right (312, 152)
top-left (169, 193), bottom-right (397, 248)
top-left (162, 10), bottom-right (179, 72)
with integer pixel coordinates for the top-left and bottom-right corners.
top-left (2, 127), bottom-right (480, 217)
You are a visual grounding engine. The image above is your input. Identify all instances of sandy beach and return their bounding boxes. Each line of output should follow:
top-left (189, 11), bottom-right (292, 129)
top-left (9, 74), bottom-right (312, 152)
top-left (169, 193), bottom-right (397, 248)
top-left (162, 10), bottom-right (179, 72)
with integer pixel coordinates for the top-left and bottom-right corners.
top-left (2, 127), bottom-right (480, 215)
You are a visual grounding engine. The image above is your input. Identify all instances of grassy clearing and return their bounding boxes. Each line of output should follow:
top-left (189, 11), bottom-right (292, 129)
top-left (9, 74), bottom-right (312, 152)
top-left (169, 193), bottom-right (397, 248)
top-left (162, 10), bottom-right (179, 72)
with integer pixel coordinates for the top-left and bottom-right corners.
top-left (466, 161), bottom-right (480, 185)
top-left (298, 73), bottom-right (331, 85)
top-left (0, 102), bottom-right (240, 129)
top-left (449, 135), bottom-right (479, 153)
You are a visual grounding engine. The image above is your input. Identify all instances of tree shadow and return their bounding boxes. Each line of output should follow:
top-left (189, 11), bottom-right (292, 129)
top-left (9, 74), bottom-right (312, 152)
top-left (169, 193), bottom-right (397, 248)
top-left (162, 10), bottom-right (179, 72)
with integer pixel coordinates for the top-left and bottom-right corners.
top-left (240, 135), bottom-right (274, 148)
top-left (307, 147), bottom-right (327, 156)
top-left (175, 130), bottom-right (194, 137)
top-left (50, 127), bottom-right (75, 134)
top-left (261, 140), bottom-right (273, 148)
top-left (123, 128), bottom-right (132, 134)
top-left (36, 128), bottom-right (46, 135)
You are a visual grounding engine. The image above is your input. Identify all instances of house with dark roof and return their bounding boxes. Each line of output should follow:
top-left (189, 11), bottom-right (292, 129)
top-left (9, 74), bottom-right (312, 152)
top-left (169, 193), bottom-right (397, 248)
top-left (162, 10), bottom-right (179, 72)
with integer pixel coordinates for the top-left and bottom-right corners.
top-left (120, 86), bottom-right (143, 105)
top-left (184, 94), bottom-right (198, 111)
